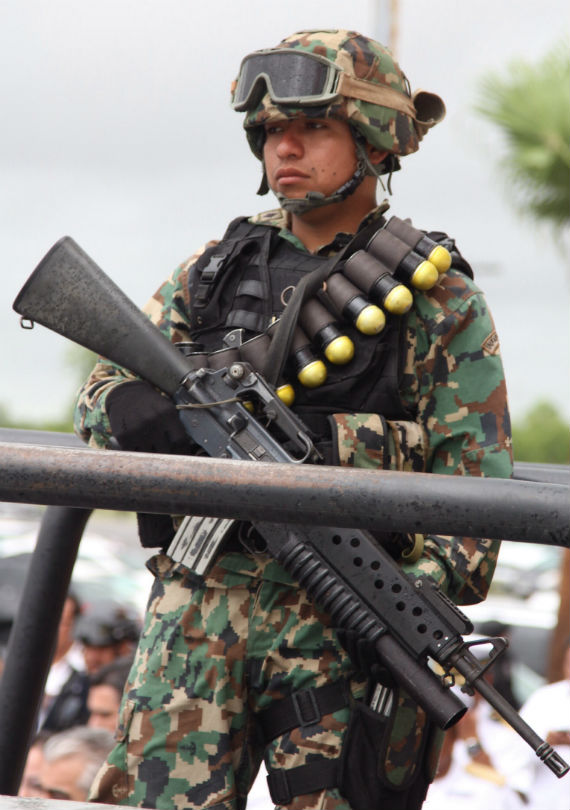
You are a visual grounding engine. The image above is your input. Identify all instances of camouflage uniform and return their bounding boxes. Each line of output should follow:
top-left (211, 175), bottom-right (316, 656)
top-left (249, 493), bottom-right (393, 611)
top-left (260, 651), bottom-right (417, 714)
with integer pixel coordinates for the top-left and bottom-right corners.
top-left (77, 29), bottom-right (513, 810)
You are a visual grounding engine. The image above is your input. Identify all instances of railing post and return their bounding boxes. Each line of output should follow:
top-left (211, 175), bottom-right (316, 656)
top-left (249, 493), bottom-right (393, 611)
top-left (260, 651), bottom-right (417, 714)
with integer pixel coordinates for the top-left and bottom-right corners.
top-left (0, 506), bottom-right (92, 794)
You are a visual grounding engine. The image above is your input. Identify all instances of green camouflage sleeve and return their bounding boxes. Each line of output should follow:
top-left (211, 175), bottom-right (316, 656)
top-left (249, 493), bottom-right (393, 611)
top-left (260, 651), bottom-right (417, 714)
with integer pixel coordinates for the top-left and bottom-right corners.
top-left (73, 243), bottom-right (215, 448)
top-left (329, 270), bottom-right (513, 605)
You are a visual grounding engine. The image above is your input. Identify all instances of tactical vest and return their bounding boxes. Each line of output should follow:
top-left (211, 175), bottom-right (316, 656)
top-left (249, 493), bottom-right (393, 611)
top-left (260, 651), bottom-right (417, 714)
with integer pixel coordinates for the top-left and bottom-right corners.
top-left (185, 216), bottom-right (474, 809)
top-left (188, 216), bottom-right (415, 433)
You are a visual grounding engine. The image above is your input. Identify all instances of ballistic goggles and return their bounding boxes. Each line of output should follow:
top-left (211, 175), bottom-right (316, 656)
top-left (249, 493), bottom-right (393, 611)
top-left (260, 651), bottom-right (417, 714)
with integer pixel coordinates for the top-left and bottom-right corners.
top-left (232, 49), bottom-right (416, 118)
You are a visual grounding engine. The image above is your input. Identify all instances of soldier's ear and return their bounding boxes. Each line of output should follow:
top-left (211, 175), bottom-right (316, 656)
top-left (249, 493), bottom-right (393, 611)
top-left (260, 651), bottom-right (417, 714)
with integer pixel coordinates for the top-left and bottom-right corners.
top-left (367, 146), bottom-right (389, 166)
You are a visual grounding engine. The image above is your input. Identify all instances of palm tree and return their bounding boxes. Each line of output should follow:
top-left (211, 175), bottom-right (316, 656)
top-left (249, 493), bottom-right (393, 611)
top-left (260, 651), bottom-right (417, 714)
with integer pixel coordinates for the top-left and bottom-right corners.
top-left (476, 41), bottom-right (570, 231)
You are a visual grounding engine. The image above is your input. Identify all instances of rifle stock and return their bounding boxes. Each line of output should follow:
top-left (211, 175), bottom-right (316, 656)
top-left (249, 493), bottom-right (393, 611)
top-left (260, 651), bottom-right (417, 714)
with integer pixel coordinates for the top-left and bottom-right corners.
top-left (13, 236), bottom-right (192, 397)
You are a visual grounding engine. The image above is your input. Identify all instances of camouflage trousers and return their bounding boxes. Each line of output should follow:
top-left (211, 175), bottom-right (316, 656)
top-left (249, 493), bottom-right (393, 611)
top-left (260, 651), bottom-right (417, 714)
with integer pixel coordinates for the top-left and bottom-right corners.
top-left (89, 553), bottom-right (439, 809)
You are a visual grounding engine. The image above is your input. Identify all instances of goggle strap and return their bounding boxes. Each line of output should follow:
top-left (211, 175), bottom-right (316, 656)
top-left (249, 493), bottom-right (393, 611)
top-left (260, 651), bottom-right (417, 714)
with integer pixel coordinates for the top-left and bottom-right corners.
top-left (337, 74), bottom-right (416, 118)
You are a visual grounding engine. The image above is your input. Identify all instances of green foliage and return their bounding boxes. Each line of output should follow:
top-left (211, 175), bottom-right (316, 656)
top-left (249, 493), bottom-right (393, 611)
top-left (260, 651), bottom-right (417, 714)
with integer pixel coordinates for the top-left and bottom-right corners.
top-left (0, 345), bottom-right (97, 433)
top-left (0, 404), bottom-right (74, 433)
top-left (475, 40), bottom-right (570, 230)
top-left (512, 401), bottom-right (570, 464)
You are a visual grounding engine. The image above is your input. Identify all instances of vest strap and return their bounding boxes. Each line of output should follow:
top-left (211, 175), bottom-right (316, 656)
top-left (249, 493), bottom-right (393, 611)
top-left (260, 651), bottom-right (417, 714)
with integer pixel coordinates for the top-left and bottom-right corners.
top-left (235, 279), bottom-right (265, 299)
top-left (257, 679), bottom-right (350, 744)
top-left (267, 759), bottom-right (338, 805)
top-left (225, 309), bottom-right (266, 332)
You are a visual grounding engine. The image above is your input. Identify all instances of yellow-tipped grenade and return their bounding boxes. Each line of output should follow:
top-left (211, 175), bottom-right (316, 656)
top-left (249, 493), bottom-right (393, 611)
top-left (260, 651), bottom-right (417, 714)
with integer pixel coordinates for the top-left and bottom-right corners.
top-left (275, 381), bottom-right (296, 407)
top-left (300, 298), bottom-right (354, 365)
top-left (324, 273), bottom-right (385, 335)
top-left (239, 331), bottom-right (295, 406)
top-left (385, 216), bottom-right (452, 274)
top-left (367, 229), bottom-right (439, 291)
top-left (290, 326), bottom-right (327, 388)
top-left (343, 250), bottom-right (413, 316)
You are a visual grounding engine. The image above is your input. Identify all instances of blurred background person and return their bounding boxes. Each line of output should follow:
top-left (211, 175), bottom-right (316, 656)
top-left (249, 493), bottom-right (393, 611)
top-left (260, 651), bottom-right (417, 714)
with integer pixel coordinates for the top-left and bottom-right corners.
top-left (424, 697), bottom-right (526, 810)
top-left (17, 729), bottom-right (51, 797)
top-left (0, 558), bottom-right (88, 733)
top-left (42, 596), bottom-right (140, 731)
top-left (505, 642), bottom-right (570, 810)
top-left (74, 599), bottom-right (141, 675)
top-left (40, 590), bottom-right (90, 732)
top-left (87, 655), bottom-right (134, 734)
top-left (38, 725), bottom-right (115, 801)
top-left (424, 639), bottom-right (526, 810)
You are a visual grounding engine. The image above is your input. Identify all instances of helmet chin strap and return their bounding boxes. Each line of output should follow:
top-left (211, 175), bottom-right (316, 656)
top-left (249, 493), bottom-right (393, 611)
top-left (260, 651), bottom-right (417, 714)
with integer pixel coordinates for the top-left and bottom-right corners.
top-left (258, 131), bottom-right (394, 214)
top-left (274, 153), bottom-right (368, 215)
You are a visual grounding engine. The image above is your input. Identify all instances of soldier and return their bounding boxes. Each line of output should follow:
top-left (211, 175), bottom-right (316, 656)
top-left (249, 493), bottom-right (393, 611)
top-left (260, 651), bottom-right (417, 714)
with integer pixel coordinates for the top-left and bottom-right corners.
top-left (76, 30), bottom-right (513, 810)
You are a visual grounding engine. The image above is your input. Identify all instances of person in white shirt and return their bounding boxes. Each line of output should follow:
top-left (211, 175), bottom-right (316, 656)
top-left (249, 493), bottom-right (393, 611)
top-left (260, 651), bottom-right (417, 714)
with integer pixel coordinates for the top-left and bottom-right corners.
top-left (424, 639), bottom-right (526, 810)
top-left (506, 644), bottom-right (570, 810)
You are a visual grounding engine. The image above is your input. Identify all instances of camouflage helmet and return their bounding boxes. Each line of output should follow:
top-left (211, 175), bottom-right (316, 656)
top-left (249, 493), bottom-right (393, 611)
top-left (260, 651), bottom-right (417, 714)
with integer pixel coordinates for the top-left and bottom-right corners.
top-left (232, 29), bottom-right (445, 173)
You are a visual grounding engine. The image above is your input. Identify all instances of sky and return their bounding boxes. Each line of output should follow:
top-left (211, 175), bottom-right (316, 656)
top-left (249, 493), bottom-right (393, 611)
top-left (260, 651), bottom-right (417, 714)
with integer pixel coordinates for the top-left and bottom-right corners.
top-left (1, 0), bottom-right (569, 428)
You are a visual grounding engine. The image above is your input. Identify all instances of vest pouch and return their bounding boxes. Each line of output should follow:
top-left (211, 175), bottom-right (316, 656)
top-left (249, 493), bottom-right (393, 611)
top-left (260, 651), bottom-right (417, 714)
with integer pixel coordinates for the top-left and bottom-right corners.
top-left (190, 224), bottom-right (266, 344)
top-left (339, 696), bottom-right (393, 810)
top-left (188, 217), bottom-right (412, 419)
top-left (339, 691), bottom-right (433, 810)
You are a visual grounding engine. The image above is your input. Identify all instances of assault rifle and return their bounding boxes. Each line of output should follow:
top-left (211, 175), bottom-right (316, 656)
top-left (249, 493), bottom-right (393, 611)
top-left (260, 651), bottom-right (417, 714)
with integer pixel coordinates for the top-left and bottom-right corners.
top-left (13, 236), bottom-right (569, 778)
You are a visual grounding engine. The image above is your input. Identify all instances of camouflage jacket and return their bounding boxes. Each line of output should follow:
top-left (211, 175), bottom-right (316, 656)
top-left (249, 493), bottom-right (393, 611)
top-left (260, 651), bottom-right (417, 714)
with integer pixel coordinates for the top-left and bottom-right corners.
top-left (74, 207), bottom-right (513, 605)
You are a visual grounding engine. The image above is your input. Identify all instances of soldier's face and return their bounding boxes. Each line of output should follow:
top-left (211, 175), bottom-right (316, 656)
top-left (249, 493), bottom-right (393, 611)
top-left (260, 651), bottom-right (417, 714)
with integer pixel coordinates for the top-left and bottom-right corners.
top-left (263, 116), bottom-right (358, 202)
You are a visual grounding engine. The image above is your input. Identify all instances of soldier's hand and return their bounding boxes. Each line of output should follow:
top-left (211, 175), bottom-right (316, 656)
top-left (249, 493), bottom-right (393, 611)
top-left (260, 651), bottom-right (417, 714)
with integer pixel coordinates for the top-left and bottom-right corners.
top-left (106, 379), bottom-right (195, 454)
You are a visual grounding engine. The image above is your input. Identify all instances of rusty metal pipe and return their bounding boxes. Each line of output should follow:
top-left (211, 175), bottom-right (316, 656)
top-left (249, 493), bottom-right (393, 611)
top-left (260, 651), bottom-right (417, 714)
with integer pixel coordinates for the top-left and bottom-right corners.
top-left (1, 427), bottom-right (567, 483)
top-left (0, 442), bottom-right (567, 546)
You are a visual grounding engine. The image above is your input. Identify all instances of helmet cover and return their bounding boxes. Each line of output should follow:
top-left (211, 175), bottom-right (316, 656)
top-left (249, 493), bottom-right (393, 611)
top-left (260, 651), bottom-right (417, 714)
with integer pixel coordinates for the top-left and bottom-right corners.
top-left (236, 30), bottom-right (445, 163)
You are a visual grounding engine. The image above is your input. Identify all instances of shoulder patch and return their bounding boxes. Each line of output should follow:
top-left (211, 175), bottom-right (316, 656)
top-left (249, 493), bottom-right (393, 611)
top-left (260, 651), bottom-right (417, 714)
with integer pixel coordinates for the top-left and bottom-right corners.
top-left (481, 330), bottom-right (500, 356)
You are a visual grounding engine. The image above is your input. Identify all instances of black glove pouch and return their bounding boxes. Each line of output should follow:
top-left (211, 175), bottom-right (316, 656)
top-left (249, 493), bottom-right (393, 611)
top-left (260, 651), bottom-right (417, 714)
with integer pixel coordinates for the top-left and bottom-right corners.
top-left (339, 692), bottom-right (433, 810)
top-left (339, 697), bottom-right (393, 810)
